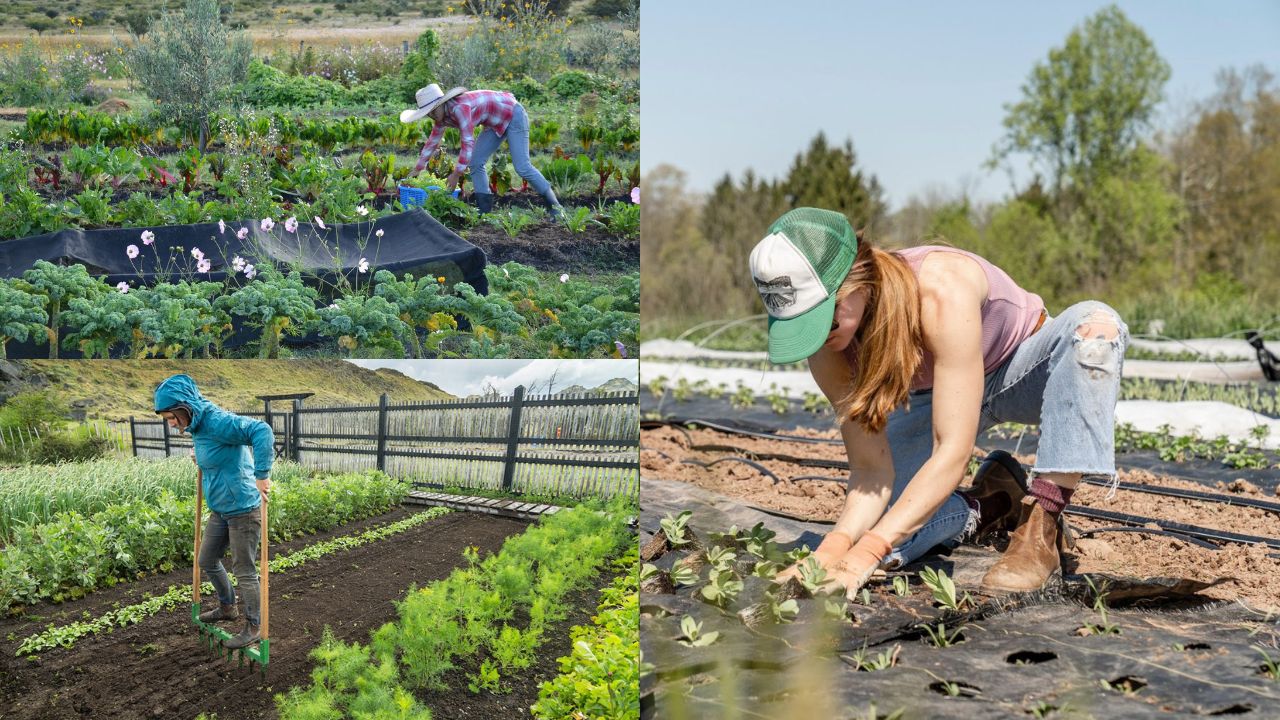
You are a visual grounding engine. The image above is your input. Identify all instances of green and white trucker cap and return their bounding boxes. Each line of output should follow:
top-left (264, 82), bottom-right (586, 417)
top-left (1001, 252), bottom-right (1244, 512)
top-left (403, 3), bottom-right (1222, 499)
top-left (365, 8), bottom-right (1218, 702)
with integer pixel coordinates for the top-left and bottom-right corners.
top-left (748, 208), bottom-right (858, 364)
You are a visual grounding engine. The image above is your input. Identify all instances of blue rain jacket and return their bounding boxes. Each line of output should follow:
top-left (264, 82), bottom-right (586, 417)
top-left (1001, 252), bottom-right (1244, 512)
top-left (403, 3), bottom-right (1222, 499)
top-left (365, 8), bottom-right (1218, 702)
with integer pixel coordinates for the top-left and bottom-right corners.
top-left (153, 374), bottom-right (274, 517)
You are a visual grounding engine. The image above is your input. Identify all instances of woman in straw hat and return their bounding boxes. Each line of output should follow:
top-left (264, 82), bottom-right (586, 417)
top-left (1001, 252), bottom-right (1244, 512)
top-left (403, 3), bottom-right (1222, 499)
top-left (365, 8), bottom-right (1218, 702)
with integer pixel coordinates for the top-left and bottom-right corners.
top-left (402, 83), bottom-right (563, 219)
top-left (753, 208), bottom-right (1128, 598)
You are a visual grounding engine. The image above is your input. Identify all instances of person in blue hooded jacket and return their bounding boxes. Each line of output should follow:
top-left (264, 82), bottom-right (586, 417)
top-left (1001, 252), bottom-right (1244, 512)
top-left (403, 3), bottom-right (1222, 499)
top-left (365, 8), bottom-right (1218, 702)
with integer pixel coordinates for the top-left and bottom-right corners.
top-left (154, 374), bottom-right (274, 651)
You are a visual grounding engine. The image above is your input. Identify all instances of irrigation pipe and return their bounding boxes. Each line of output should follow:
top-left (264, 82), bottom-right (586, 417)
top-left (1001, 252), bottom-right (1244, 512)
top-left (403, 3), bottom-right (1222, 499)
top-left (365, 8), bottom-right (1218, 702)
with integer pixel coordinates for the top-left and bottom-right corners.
top-left (1064, 506), bottom-right (1280, 550)
top-left (649, 419), bottom-right (1277, 510)
top-left (1074, 526), bottom-right (1221, 551)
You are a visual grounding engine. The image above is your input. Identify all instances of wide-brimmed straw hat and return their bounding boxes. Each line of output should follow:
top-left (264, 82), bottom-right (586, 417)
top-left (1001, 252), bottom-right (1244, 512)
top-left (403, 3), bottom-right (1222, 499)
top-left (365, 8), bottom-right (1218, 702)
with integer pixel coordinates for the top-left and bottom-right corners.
top-left (400, 84), bottom-right (467, 123)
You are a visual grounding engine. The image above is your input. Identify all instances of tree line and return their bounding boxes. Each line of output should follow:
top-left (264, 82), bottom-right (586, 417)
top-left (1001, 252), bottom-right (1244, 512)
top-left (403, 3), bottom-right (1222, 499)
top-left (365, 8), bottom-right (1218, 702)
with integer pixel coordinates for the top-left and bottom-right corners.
top-left (642, 6), bottom-right (1279, 342)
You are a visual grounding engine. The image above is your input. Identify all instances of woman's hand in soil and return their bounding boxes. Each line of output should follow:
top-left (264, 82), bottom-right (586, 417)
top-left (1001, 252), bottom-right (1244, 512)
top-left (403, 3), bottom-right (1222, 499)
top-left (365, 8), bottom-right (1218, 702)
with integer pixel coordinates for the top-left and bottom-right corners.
top-left (829, 552), bottom-right (879, 600)
top-left (776, 531), bottom-right (852, 584)
top-left (445, 168), bottom-right (463, 192)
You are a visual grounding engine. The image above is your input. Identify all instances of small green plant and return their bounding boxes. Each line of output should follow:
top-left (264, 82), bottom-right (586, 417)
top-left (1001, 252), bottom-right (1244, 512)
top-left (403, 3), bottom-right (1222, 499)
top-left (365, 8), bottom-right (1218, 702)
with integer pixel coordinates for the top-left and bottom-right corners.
top-left (919, 566), bottom-right (972, 611)
top-left (1078, 577), bottom-right (1122, 636)
top-left (659, 510), bottom-right (693, 547)
top-left (796, 556), bottom-right (833, 595)
top-left (920, 621), bottom-right (966, 648)
top-left (467, 659), bottom-right (503, 694)
top-left (845, 642), bottom-right (900, 672)
top-left (823, 598), bottom-right (850, 621)
top-left (768, 592), bottom-right (799, 624)
top-left (699, 568), bottom-right (743, 608)
top-left (704, 546), bottom-right (736, 572)
top-left (892, 574), bottom-right (909, 596)
top-left (669, 565), bottom-right (699, 587)
top-left (676, 616), bottom-right (719, 647)
top-left (1256, 646), bottom-right (1280, 680)
top-left (1029, 701), bottom-right (1061, 718)
top-left (561, 206), bottom-right (596, 233)
top-left (485, 207), bottom-right (541, 238)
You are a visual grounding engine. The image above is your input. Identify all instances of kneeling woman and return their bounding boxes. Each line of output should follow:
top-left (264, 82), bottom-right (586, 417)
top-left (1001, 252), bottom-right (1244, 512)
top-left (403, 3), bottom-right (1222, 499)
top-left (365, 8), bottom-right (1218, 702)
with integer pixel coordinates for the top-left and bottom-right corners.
top-left (751, 208), bottom-right (1128, 596)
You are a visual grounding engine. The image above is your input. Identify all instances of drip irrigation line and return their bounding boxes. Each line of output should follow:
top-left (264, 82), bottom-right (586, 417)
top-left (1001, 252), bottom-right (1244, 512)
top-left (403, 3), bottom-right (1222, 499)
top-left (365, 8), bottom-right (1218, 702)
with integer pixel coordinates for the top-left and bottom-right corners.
top-left (1064, 506), bottom-right (1280, 550)
top-left (646, 418), bottom-right (842, 445)
top-left (790, 475), bottom-right (846, 483)
top-left (1075, 526), bottom-right (1221, 551)
top-left (696, 457), bottom-right (782, 484)
top-left (649, 419), bottom-right (1279, 515)
top-left (1079, 477), bottom-right (1280, 516)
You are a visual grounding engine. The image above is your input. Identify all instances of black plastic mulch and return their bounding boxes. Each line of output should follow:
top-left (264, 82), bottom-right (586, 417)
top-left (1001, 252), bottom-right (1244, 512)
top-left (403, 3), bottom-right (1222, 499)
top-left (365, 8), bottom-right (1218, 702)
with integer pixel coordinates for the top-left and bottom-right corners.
top-left (639, 478), bottom-right (1280, 719)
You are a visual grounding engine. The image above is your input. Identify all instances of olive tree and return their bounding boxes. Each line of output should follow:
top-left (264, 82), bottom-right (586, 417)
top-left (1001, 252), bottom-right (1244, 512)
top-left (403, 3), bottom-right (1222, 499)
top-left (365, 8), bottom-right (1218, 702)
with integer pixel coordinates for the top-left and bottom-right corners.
top-left (127, 0), bottom-right (250, 151)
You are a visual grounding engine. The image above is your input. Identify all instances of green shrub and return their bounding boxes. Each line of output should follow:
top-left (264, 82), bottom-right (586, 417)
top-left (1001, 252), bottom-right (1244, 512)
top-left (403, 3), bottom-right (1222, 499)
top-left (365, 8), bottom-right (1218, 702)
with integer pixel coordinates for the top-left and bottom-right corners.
top-left (27, 430), bottom-right (112, 465)
top-left (546, 70), bottom-right (606, 99)
top-left (128, 0), bottom-right (251, 149)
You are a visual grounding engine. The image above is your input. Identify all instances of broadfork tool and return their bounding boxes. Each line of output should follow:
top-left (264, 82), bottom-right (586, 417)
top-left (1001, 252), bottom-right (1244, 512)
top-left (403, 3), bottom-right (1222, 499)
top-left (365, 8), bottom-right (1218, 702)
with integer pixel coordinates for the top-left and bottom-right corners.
top-left (191, 468), bottom-right (270, 677)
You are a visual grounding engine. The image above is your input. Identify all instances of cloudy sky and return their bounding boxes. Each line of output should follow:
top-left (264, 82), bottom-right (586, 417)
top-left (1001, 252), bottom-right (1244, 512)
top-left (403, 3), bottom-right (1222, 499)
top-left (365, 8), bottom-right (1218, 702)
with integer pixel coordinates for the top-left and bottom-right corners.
top-left (347, 360), bottom-right (639, 397)
top-left (643, 0), bottom-right (1280, 208)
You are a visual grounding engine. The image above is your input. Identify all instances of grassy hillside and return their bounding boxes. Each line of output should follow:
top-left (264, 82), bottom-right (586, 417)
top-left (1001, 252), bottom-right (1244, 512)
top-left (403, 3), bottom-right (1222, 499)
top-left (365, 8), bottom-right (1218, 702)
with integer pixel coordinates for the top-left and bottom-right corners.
top-left (25, 360), bottom-right (453, 420)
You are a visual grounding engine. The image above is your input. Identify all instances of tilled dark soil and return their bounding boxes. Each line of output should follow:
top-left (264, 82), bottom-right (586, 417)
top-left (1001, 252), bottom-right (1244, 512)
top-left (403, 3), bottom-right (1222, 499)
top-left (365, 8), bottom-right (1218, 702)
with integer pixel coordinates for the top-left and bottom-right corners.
top-left (0, 509), bottom-right (530, 720)
top-left (464, 221), bottom-right (638, 274)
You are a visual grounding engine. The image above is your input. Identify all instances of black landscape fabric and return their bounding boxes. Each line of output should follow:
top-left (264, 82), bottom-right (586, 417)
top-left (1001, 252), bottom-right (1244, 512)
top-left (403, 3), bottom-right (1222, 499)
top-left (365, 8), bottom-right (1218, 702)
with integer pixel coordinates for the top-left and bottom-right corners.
top-left (0, 209), bottom-right (488, 293)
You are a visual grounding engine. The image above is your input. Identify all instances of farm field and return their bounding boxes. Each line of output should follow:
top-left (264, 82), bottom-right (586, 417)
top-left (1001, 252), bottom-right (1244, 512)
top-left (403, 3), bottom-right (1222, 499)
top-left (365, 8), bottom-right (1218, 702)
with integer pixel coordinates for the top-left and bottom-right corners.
top-left (637, 386), bottom-right (1280, 718)
top-left (0, 455), bottom-right (639, 718)
top-left (0, 0), bottom-right (640, 360)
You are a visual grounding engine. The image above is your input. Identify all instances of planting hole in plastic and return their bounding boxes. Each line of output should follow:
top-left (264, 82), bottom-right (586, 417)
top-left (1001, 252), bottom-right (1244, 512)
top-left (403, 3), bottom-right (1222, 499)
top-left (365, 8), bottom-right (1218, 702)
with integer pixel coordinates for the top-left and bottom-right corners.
top-left (1005, 650), bottom-right (1058, 665)
top-left (1103, 675), bottom-right (1147, 693)
top-left (1207, 704), bottom-right (1254, 716)
top-left (927, 680), bottom-right (981, 698)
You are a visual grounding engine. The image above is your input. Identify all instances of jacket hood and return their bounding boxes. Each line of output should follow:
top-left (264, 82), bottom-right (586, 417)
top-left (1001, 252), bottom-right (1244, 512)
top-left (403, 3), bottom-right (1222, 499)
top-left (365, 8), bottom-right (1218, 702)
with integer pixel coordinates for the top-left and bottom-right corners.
top-left (153, 374), bottom-right (212, 431)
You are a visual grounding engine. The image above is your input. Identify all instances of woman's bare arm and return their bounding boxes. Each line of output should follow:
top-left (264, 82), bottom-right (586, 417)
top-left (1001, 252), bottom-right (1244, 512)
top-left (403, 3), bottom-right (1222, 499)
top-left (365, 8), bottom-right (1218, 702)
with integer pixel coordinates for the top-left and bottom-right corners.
top-left (867, 252), bottom-right (987, 549)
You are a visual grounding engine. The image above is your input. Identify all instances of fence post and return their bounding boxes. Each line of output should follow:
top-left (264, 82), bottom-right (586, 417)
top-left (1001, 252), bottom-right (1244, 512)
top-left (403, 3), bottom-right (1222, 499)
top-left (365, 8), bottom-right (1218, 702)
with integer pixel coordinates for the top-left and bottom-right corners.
top-left (292, 398), bottom-right (303, 462)
top-left (501, 385), bottom-right (525, 492)
top-left (402, 40), bottom-right (409, 56)
top-left (162, 416), bottom-right (171, 457)
top-left (129, 416), bottom-right (137, 457)
top-left (376, 393), bottom-right (389, 473)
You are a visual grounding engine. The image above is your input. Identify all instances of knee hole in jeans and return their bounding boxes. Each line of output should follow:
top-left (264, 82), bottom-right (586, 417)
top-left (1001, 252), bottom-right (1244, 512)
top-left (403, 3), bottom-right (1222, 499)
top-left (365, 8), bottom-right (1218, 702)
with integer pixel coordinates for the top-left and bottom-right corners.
top-left (1073, 309), bottom-right (1123, 378)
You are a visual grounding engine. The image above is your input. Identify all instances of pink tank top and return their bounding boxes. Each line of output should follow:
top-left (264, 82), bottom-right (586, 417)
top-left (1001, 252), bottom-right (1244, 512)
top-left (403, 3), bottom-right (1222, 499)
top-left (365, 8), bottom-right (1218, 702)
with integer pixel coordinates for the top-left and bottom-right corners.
top-left (844, 246), bottom-right (1045, 391)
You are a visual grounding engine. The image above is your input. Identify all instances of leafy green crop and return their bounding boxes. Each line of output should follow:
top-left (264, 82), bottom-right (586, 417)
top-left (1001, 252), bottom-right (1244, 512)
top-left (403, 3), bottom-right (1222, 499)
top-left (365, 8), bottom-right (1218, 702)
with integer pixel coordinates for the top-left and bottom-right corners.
top-left (215, 267), bottom-right (319, 358)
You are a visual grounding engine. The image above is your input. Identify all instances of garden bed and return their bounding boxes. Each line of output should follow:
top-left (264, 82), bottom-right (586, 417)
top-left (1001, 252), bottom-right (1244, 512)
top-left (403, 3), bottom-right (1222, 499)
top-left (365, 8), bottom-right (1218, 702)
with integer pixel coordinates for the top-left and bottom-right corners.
top-left (0, 509), bottom-right (530, 720)
top-left (641, 419), bottom-right (1280, 610)
top-left (638, 479), bottom-right (1280, 719)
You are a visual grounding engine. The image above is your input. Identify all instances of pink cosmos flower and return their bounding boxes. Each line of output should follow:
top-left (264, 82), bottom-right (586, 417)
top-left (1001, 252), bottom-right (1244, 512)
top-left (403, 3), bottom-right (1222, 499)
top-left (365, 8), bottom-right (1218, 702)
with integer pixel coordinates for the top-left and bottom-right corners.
top-left (284, 216), bottom-right (298, 233)
top-left (191, 247), bottom-right (204, 261)
top-left (197, 259), bottom-right (211, 274)
top-left (236, 227), bottom-right (249, 240)
top-left (218, 219), bottom-right (226, 235)
top-left (232, 256), bottom-right (246, 272)
top-left (116, 281), bottom-right (130, 294)
top-left (328, 303), bottom-right (339, 310)
top-left (140, 230), bottom-right (155, 246)
top-left (375, 228), bottom-right (384, 238)
top-left (244, 264), bottom-right (257, 279)
top-left (314, 216), bottom-right (327, 230)
top-left (559, 273), bottom-right (569, 283)
top-left (126, 244), bottom-right (139, 259)
top-left (631, 186), bottom-right (640, 204)
top-left (260, 218), bottom-right (275, 232)
top-left (356, 205), bottom-right (369, 217)
top-left (358, 258), bottom-right (370, 273)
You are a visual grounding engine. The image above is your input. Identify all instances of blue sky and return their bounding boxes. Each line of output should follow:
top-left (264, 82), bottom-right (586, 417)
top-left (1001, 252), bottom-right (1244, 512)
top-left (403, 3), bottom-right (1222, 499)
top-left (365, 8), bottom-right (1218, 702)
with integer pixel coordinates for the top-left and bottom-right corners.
top-left (641, 1), bottom-right (1280, 209)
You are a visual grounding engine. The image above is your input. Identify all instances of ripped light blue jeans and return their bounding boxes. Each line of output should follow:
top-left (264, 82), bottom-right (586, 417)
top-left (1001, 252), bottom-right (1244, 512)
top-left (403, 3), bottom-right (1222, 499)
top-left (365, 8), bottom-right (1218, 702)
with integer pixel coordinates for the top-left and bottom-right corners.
top-left (881, 301), bottom-right (1130, 568)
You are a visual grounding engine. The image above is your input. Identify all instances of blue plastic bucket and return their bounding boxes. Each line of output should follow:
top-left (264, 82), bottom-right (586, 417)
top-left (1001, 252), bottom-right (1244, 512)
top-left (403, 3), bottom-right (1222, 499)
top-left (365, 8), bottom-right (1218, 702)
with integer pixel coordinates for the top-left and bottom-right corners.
top-left (399, 185), bottom-right (427, 209)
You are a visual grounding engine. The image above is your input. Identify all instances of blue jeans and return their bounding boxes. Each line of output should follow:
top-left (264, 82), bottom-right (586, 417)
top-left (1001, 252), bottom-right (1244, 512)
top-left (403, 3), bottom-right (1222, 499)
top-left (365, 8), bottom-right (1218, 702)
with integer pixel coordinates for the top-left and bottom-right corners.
top-left (882, 301), bottom-right (1130, 568)
top-left (198, 509), bottom-right (262, 625)
top-left (468, 103), bottom-right (557, 200)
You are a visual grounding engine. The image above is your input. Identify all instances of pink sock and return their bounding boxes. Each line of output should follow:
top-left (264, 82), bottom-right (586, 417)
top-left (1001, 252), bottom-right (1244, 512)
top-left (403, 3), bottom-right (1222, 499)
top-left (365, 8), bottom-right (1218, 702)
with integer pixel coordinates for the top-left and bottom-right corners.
top-left (1030, 476), bottom-right (1073, 514)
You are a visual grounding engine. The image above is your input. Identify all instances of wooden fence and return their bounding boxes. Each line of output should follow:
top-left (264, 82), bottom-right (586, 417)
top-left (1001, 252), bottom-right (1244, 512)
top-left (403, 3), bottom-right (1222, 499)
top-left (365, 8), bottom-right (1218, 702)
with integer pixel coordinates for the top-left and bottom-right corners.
top-left (131, 386), bottom-right (639, 498)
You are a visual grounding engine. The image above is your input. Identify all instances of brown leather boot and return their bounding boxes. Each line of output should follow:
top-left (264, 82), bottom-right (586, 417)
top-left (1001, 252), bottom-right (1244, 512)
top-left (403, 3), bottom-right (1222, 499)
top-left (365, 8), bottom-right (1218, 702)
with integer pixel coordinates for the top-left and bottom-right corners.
top-left (198, 603), bottom-right (238, 623)
top-left (967, 450), bottom-right (1028, 538)
top-left (980, 497), bottom-right (1064, 594)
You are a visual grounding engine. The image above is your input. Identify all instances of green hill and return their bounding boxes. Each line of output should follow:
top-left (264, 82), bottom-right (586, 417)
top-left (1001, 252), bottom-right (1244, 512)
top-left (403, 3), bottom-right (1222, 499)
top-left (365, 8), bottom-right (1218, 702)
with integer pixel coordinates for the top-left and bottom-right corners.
top-left (17, 360), bottom-right (453, 421)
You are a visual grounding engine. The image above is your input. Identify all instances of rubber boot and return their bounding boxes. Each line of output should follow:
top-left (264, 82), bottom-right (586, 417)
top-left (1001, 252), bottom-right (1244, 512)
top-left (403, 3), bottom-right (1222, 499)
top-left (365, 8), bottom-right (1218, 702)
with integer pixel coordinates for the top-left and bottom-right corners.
top-left (198, 603), bottom-right (238, 623)
top-left (979, 497), bottom-right (1066, 594)
top-left (474, 191), bottom-right (496, 214)
top-left (541, 189), bottom-right (565, 222)
top-left (224, 619), bottom-right (260, 650)
top-left (967, 450), bottom-right (1029, 538)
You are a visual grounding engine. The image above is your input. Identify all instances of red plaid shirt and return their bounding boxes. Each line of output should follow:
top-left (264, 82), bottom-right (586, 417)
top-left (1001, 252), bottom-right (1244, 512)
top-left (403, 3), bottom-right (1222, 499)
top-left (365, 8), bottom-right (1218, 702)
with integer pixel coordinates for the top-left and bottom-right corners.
top-left (415, 90), bottom-right (518, 173)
